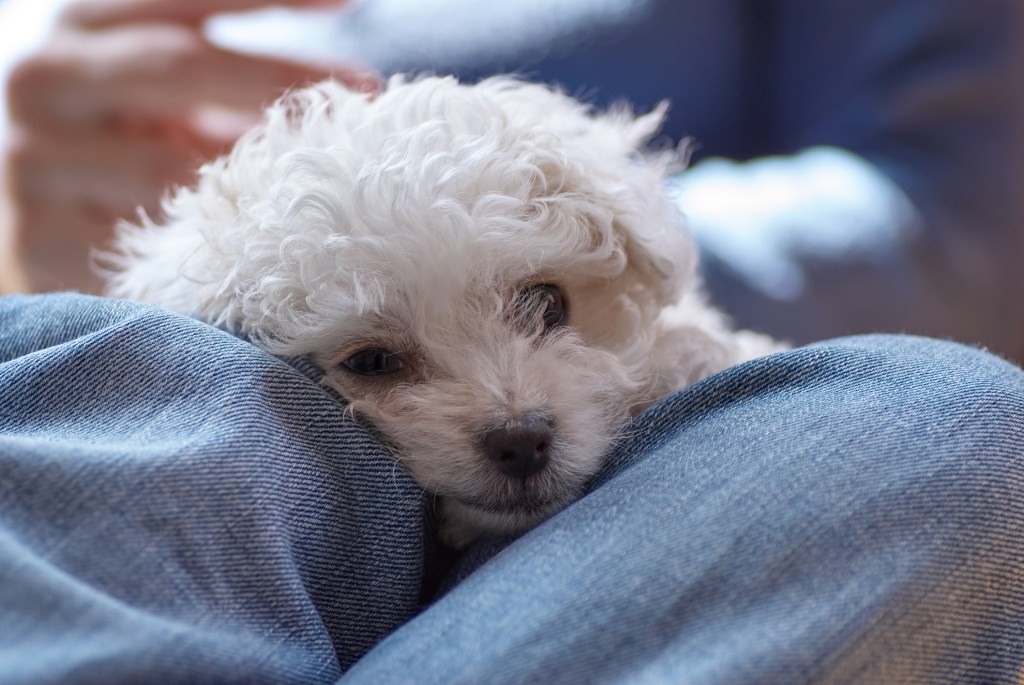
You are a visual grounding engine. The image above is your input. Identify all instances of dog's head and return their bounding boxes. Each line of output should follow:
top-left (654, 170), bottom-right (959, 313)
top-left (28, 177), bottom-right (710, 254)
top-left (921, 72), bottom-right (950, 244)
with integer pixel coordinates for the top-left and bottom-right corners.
top-left (109, 75), bottom-right (695, 536)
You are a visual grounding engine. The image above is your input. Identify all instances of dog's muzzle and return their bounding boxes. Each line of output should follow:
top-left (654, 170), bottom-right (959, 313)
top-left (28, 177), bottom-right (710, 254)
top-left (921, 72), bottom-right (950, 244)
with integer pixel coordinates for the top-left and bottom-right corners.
top-left (482, 413), bottom-right (554, 480)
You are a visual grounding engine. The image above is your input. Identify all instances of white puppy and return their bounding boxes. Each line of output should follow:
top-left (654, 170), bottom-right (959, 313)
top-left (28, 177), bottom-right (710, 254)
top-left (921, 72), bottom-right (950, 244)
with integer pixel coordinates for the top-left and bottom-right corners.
top-left (107, 75), bottom-right (781, 546)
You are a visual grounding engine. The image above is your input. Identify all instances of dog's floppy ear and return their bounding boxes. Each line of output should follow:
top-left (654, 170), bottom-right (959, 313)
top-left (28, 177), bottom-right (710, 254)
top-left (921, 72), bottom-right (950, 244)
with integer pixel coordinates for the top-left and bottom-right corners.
top-left (587, 100), bottom-right (694, 308)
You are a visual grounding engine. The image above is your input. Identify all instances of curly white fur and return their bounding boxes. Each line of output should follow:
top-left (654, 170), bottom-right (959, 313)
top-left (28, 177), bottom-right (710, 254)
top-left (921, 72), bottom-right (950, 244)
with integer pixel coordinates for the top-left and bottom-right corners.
top-left (107, 75), bottom-right (782, 546)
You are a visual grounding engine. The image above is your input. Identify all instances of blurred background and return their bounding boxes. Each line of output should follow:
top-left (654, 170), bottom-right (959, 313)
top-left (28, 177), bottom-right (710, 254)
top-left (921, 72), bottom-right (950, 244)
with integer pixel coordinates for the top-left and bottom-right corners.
top-left (1, 0), bottom-right (1021, 362)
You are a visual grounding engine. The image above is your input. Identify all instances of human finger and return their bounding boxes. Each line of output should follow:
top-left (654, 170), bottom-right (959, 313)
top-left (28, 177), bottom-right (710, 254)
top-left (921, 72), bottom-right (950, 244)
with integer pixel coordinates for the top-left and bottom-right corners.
top-left (7, 25), bottom-right (378, 131)
top-left (6, 126), bottom-right (207, 217)
top-left (60, 0), bottom-right (348, 30)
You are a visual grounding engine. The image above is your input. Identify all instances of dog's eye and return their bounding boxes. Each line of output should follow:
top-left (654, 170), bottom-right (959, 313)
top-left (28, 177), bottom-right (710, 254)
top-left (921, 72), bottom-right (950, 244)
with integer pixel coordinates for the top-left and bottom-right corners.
top-left (521, 284), bottom-right (567, 332)
top-left (341, 348), bottom-right (404, 376)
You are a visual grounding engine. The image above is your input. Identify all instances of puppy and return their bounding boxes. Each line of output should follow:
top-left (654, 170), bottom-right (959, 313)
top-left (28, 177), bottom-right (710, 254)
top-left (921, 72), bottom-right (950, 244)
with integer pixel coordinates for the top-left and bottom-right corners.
top-left (107, 75), bottom-right (781, 547)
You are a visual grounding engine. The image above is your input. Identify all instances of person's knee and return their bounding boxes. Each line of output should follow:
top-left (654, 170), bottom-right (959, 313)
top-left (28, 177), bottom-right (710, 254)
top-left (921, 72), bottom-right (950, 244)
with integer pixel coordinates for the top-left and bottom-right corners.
top-left (811, 333), bottom-right (1024, 481)
top-left (812, 333), bottom-right (1023, 400)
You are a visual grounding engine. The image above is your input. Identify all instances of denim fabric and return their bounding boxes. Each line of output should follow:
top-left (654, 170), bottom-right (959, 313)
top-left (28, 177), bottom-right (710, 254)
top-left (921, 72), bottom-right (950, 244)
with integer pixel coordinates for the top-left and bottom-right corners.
top-left (0, 294), bottom-right (425, 684)
top-left (346, 336), bottom-right (1024, 683)
top-left (2, 294), bottom-right (1024, 684)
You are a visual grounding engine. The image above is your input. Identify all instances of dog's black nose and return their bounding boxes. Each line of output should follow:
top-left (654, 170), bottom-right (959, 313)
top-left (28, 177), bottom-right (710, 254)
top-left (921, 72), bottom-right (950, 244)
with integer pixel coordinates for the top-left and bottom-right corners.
top-left (483, 416), bottom-right (554, 480)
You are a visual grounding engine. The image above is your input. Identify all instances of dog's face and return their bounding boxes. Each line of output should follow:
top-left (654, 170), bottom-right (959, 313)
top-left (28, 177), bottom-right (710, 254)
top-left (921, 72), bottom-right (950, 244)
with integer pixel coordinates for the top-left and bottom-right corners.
top-left (109, 76), bottom-right (695, 538)
top-left (317, 278), bottom-right (628, 530)
top-left (312, 240), bottom-right (655, 536)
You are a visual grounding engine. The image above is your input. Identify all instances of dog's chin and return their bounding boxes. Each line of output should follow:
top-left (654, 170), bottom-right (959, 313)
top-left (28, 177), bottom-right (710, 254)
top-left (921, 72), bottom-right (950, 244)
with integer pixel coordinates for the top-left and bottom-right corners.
top-left (438, 478), bottom-right (584, 548)
top-left (454, 486), bottom-right (566, 521)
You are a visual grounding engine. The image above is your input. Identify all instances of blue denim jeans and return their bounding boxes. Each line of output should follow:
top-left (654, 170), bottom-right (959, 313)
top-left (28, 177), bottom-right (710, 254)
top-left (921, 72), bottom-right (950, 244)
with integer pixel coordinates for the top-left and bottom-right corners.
top-left (1, 294), bottom-right (1022, 684)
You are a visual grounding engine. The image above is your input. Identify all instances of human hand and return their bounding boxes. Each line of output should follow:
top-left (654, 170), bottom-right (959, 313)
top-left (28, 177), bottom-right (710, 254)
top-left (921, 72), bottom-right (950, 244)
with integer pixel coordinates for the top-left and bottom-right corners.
top-left (0, 0), bottom-right (377, 294)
